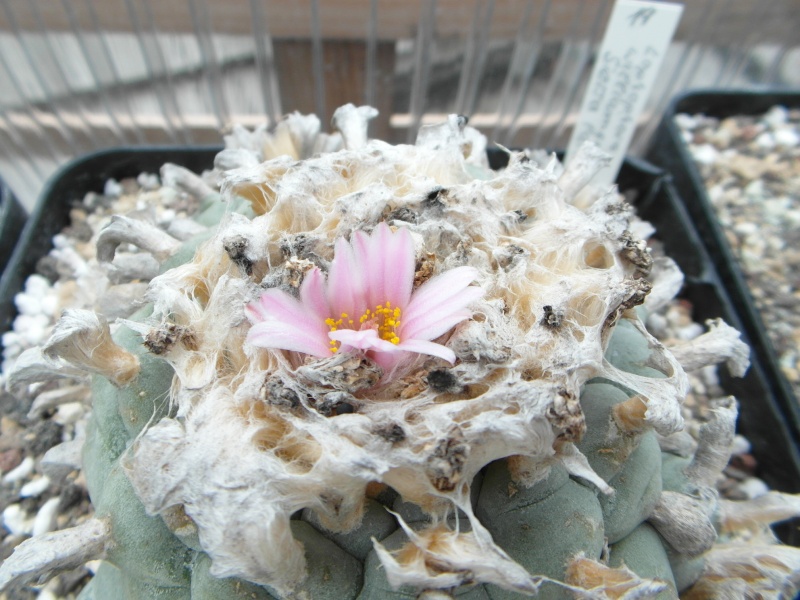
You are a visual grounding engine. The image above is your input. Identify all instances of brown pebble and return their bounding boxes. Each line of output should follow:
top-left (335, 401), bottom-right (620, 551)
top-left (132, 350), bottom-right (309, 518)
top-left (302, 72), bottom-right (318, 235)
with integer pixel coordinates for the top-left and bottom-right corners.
top-left (729, 453), bottom-right (757, 475)
top-left (0, 448), bottom-right (23, 473)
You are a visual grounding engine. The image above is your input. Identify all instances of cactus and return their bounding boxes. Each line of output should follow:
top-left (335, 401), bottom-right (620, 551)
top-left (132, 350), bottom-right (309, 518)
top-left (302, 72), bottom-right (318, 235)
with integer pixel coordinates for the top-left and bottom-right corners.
top-left (4, 105), bottom-right (800, 599)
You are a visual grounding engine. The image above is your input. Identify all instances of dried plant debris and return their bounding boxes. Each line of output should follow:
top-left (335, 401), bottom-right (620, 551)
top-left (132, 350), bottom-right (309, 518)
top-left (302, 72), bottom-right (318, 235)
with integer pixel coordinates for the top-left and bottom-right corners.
top-left (1, 106), bottom-right (799, 599)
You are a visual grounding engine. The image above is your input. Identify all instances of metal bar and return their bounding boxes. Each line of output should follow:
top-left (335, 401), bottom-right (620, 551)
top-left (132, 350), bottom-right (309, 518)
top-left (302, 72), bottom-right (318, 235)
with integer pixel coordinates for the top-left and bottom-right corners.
top-left (364, 0), bottom-right (378, 109)
top-left (407, 0), bottom-right (437, 143)
top-left (498, 0), bottom-right (552, 144)
top-left (250, 0), bottom-right (280, 123)
top-left (309, 0), bottom-right (326, 123)
top-left (528, 0), bottom-right (585, 149)
top-left (83, 0), bottom-right (147, 144)
top-left (132, 0), bottom-right (190, 143)
top-left (61, 0), bottom-right (130, 145)
top-left (188, 0), bottom-right (229, 130)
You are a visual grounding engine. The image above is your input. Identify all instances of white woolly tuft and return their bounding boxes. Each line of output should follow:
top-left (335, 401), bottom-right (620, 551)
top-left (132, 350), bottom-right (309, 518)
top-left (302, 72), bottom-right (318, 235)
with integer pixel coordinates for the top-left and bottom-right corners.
top-left (116, 108), bottom-right (728, 592)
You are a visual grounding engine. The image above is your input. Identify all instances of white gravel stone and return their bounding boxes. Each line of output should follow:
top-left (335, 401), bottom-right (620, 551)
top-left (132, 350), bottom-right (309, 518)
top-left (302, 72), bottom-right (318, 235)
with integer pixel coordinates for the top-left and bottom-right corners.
top-left (764, 105), bottom-right (789, 128)
top-left (137, 172), bottom-right (161, 190)
top-left (25, 275), bottom-right (52, 296)
top-left (103, 178), bottom-right (123, 197)
top-left (32, 497), bottom-right (61, 536)
top-left (774, 127), bottom-right (800, 147)
top-left (675, 322), bottom-right (705, 341)
top-left (3, 456), bottom-right (35, 483)
top-left (730, 435), bottom-right (751, 456)
top-left (738, 477), bottom-right (770, 500)
top-left (20, 476), bottom-right (51, 498)
top-left (3, 504), bottom-right (33, 536)
top-left (41, 441), bottom-right (84, 479)
top-left (36, 586), bottom-right (58, 600)
top-left (755, 132), bottom-right (776, 149)
top-left (675, 113), bottom-right (697, 130)
top-left (691, 143), bottom-right (719, 165)
top-left (733, 221), bottom-right (758, 236)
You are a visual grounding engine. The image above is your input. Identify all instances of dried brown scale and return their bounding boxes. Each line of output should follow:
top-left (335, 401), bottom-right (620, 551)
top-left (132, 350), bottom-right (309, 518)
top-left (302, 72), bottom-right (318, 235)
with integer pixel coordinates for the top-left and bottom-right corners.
top-left (619, 230), bottom-right (654, 276)
top-left (222, 235), bottom-right (254, 276)
top-left (372, 423), bottom-right (406, 444)
top-left (296, 353), bottom-right (383, 393)
top-left (384, 206), bottom-right (419, 224)
top-left (259, 376), bottom-right (301, 409)
top-left (426, 369), bottom-right (462, 394)
top-left (546, 388), bottom-right (585, 443)
top-left (612, 395), bottom-right (649, 433)
top-left (540, 306), bottom-right (564, 329)
top-left (426, 433), bottom-right (469, 493)
top-left (317, 392), bottom-right (359, 417)
top-left (143, 323), bottom-right (194, 355)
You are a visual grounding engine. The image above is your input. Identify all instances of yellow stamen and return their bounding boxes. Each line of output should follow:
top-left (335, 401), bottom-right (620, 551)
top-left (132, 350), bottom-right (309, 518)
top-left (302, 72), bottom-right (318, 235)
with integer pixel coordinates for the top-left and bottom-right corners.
top-left (325, 300), bottom-right (403, 349)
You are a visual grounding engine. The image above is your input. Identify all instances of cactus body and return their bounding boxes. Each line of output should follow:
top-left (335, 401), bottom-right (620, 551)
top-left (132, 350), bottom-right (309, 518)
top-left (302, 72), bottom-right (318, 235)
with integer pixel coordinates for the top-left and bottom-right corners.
top-left (7, 107), bottom-right (798, 600)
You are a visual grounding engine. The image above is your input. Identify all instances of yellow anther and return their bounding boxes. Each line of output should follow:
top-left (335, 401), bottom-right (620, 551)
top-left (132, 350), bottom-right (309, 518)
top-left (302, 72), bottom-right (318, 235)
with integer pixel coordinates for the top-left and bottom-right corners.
top-left (327, 300), bottom-right (404, 347)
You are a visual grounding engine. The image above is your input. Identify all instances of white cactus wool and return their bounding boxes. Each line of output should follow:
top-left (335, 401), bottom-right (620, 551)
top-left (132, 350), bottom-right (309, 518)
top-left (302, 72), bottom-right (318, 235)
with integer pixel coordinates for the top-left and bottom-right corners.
top-left (9, 105), bottom-right (800, 600)
top-left (124, 107), bottom-right (688, 595)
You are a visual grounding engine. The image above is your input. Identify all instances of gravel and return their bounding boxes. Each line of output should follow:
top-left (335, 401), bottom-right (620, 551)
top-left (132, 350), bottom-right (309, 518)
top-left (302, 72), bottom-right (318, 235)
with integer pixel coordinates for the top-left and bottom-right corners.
top-left (676, 105), bottom-right (800, 396)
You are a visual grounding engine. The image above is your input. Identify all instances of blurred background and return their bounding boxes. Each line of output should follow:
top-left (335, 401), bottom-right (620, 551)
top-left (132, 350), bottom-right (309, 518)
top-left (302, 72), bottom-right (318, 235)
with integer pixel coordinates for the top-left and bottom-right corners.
top-left (0, 0), bottom-right (798, 210)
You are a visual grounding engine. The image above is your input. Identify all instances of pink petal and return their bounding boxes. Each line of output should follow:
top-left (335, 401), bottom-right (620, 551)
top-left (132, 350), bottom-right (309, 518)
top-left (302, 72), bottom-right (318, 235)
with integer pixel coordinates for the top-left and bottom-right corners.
top-left (300, 267), bottom-right (329, 322)
top-left (247, 321), bottom-right (332, 357)
top-left (245, 288), bottom-right (331, 356)
top-left (352, 223), bottom-right (415, 310)
top-left (397, 339), bottom-right (456, 363)
top-left (352, 228), bottom-right (381, 308)
top-left (246, 289), bottom-right (321, 332)
top-left (369, 349), bottom-right (408, 375)
top-left (401, 267), bottom-right (483, 340)
top-left (401, 308), bottom-right (476, 344)
top-left (329, 328), bottom-right (400, 353)
top-left (244, 298), bottom-right (272, 323)
top-left (383, 225), bottom-right (415, 308)
top-left (405, 266), bottom-right (481, 313)
top-left (327, 236), bottom-right (363, 318)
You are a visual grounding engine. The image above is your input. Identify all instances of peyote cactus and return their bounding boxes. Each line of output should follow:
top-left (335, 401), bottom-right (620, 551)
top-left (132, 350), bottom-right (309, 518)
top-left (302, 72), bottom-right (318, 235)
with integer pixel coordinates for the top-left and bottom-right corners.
top-left (4, 105), bottom-right (800, 599)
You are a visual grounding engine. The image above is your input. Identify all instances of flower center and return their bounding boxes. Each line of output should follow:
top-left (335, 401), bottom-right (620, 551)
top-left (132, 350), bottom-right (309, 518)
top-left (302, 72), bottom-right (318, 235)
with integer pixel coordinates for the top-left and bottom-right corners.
top-left (325, 301), bottom-right (402, 353)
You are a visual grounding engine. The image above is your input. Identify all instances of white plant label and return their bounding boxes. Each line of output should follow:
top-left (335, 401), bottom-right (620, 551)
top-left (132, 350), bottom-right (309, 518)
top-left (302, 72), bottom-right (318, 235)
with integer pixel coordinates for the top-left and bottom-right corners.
top-left (565, 0), bottom-right (683, 186)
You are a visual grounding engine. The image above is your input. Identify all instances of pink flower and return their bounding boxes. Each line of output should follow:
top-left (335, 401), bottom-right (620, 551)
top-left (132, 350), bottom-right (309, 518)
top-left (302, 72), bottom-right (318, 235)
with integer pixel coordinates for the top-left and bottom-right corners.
top-left (245, 223), bottom-right (483, 373)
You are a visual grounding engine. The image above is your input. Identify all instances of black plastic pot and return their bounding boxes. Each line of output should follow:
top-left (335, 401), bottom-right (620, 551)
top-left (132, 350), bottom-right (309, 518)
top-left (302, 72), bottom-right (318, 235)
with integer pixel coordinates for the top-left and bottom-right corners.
top-left (2, 145), bottom-right (799, 545)
top-left (0, 178), bottom-right (27, 280)
top-left (646, 90), bottom-right (800, 498)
